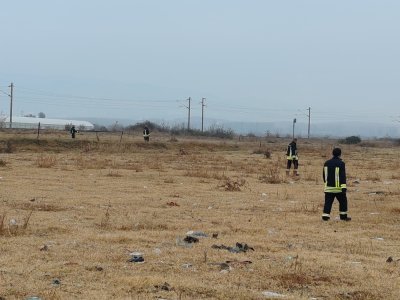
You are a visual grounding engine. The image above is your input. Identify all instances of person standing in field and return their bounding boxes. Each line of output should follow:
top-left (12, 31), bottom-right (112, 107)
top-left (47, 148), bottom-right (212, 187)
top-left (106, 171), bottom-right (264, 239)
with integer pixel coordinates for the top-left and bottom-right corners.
top-left (322, 147), bottom-right (351, 221)
top-left (143, 126), bottom-right (150, 142)
top-left (70, 125), bottom-right (78, 139)
top-left (286, 138), bottom-right (299, 176)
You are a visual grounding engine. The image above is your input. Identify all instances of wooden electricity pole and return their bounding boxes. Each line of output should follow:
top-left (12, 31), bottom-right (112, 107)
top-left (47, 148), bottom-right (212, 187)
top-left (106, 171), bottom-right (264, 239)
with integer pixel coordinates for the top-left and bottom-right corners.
top-left (307, 107), bottom-right (311, 139)
top-left (9, 82), bottom-right (13, 128)
top-left (187, 97), bottom-right (191, 130)
top-left (201, 98), bottom-right (206, 132)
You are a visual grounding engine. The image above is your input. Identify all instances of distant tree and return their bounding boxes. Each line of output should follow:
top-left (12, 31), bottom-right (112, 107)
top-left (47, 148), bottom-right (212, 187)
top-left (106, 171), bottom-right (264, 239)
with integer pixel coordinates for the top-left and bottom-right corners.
top-left (340, 136), bottom-right (362, 144)
top-left (38, 112), bottom-right (46, 118)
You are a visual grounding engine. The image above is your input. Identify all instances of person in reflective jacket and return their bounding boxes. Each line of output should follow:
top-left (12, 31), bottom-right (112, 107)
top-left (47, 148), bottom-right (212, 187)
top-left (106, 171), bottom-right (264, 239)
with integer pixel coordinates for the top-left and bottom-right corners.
top-left (322, 148), bottom-right (351, 221)
top-left (286, 138), bottom-right (299, 176)
top-left (143, 126), bottom-right (150, 142)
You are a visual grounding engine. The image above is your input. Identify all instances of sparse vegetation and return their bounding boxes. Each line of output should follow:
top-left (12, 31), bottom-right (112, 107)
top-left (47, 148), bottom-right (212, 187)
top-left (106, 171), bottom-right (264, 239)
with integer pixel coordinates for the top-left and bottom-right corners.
top-left (340, 135), bottom-right (362, 144)
top-left (0, 130), bottom-right (399, 299)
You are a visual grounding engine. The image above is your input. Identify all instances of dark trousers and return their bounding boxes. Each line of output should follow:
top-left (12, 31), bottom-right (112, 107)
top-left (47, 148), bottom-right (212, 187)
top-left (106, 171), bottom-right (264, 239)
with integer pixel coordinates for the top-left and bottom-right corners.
top-left (323, 192), bottom-right (348, 218)
top-left (287, 160), bottom-right (298, 169)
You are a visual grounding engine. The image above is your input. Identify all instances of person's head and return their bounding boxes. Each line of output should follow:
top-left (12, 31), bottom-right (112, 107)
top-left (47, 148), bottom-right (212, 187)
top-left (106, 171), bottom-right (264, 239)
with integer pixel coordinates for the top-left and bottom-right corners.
top-left (293, 138), bottom-right (297, 143)
top-left (332, 148), bottom-right (341, 157)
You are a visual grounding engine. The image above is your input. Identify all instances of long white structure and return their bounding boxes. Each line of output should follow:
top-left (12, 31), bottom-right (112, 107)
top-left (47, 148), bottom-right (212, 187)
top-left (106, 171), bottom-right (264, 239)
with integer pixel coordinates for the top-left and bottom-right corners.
top-left (1, 116), bottom-right (94, 130)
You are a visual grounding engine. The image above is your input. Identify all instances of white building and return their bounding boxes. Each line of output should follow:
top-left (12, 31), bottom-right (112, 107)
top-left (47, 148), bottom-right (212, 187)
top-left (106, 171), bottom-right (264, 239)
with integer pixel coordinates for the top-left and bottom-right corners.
top-left (1, 116), bottom-right (94, 130)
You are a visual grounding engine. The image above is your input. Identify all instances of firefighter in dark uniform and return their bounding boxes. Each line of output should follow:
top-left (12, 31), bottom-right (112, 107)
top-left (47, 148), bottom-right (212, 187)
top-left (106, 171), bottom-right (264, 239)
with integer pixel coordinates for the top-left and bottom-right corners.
top-left (70, 125), bottom-right (78, 139)
top-left (322, 148), bottom-right (351, 221)
top-left (143, 126), bottom-right (150, 142)
top-left (286, 138), bottom-right (299, 176)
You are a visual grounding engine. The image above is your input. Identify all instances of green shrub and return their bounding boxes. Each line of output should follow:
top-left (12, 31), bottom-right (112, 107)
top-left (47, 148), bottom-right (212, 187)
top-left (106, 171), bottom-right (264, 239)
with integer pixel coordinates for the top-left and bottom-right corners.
top-left (340, 136), bottom-right (361, 144)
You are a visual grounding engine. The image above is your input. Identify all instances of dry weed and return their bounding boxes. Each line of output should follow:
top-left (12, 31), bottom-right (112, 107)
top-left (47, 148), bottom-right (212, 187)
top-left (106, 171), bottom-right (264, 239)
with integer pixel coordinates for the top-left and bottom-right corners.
top-left (220, 177), bottom-right (247, 191)
top-left (106, 169), bottom-right (122, 177)
top-left (36, 154), bottom-right (57, 168)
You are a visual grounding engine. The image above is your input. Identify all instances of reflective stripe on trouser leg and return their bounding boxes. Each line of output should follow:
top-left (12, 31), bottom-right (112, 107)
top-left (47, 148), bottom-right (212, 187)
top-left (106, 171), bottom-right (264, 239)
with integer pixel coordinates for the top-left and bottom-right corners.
top-left (322, 213), bottom-right (330, 220)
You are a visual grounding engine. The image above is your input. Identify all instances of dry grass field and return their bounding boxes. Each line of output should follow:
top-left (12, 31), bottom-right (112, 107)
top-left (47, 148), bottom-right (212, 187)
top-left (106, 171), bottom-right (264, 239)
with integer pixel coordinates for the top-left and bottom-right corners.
top-left (0, 130), bottom-right (399, 300)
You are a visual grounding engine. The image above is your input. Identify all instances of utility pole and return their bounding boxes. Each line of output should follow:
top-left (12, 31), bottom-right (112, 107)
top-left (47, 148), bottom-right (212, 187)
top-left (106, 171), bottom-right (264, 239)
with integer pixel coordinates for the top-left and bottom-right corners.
top-left (9, 82), bottom-right (14, 128)
top-left (292, 118), bottom-right (296, 139)
top-left (201, 98), bottom-right (206, 132)
top-left (187, 97), bottom-right (191, 130)
top-left (307, 107), bottom-right (311, 139)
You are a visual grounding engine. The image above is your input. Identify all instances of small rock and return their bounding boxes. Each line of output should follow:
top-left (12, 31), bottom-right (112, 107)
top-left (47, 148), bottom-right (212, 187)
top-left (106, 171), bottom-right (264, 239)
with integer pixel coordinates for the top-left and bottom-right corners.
top-left (212, 233), bottom-right (219, 239)
top-left (386, 256), bottom-right (393, 263)
top-left (182, 263), bottom-right (193, 268)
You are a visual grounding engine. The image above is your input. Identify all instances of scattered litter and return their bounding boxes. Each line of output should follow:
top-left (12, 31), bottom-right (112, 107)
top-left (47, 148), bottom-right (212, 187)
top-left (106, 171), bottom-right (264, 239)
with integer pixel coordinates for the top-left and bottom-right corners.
top-left (51, 278), bottom-right (61, 287)
top-left (369, 212), bottom-right (380, 215)
top-left (209, 262), bottom-right (231, 271)
top-left (208, 206), bottom-right (213, 209)
top-left (262, 291), bottom-right (285, 298)
top-left (26, 297), bottom-right (42, 300)
top-left (212, 233), bottom-right (219, 239)
top-left (349, 261), bottom-right (362, 264)
top-left (285, 255), bottom-right (298, 261)
top-left (386, 256), bottom-right (400, 263)
top-left (186, 230), bottom-right (207, 238)
top-left (267, 228), bottom-right (277, 235)
top-left (372, 237), bottom-right (384, 241)
top-left (9, 219), bottom-right (17, 226)
top-left (261, 193), bottom-right (267, 197)
top-left (166, 201), bottom-right (179, 207)
top-left (183, 235), bottom-right (199, 243)
top-left (176, 237), bottom-right (193, 248)
top-left (383, 181), bottom-right (393, 185)
top-left (225, 260), bottom-right (252, 266)
top-left (368, 191), bottom-right (385, 195)
top-left (182, 263), bottom-right (193, 268)
top-left (211, 242), bottom-right (254, 253)
top-left (154, 282), bottom-right (173, 291)
top-left (127, 252), bottom-right (144, 263)
top-left (153, 248), bottom-right (161, 255)
top-left (39, 244), bottom-right (49, 251)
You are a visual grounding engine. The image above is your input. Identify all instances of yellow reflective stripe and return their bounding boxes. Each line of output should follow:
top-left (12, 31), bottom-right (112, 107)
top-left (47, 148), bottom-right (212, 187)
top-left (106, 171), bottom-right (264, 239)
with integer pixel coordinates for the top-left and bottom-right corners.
top-left (324, 187), bottom-right (342, 193)
top-left (324, 166), bottom-right (328, 187)
top-left (339, 212), bottom-right (348, 215)
top-left (335, 167), bottom-right (340, 188)
top-left (322, 213), bottom-right (330, 217)
top-left (341, 184), bottom-right (347, 188)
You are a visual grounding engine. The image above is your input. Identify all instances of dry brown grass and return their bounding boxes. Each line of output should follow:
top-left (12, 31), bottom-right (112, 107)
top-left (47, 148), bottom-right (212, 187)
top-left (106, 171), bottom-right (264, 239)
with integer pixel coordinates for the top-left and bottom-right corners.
top-left (0, 131), bottom-right (399, 299)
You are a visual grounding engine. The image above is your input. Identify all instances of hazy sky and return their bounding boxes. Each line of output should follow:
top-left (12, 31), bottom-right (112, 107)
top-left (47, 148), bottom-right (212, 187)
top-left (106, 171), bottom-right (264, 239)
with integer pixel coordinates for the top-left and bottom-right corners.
top-left (1, 0), bottom-right (399, 126)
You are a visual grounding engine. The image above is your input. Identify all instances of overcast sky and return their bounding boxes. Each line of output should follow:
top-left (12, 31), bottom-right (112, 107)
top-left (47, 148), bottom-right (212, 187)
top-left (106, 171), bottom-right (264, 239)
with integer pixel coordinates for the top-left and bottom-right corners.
top-left (1, 0), bottom-right (399, 126)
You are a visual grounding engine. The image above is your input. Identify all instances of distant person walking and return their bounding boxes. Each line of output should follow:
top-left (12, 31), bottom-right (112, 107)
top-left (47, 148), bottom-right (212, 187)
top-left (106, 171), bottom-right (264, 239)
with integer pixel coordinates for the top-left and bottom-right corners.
top-left (70, 125), bottom-right (78, 139)
top-left (286, 138), bottom-right (299, 176)
top-left (322, 148), bottom-right (351, 221)
top-left (143, 126), bottom-right (150, 142)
